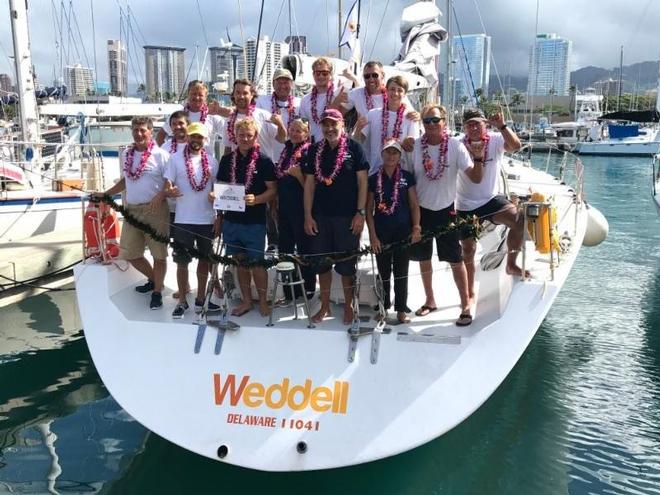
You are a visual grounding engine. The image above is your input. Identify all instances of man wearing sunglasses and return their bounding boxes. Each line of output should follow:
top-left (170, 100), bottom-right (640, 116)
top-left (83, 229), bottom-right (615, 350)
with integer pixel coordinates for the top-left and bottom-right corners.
top-left (456, 107), bottom-right (523, 306)
top-left (409, 105), bottom-right (484, 327)
top-left (299, 57), bottom-right (349, 142)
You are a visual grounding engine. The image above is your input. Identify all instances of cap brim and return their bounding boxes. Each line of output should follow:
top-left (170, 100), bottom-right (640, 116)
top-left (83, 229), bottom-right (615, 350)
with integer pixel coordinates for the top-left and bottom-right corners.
top-left (464, 117), bottom-right (487, 123)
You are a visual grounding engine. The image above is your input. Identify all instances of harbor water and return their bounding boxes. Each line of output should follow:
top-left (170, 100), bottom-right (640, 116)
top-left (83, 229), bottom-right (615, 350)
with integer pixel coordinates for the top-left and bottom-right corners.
top-left (1, 154), bottom-right (659, 494)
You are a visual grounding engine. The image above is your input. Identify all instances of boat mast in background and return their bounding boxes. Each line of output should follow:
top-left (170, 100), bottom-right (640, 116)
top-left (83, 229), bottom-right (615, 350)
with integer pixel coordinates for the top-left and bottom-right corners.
top-left (9, 0), bottom-right (40, 155)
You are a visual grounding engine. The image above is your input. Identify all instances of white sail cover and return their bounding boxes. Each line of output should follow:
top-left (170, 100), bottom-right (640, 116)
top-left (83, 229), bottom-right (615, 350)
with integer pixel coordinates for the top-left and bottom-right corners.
top-left (393, 2), bottom-right (447, 86)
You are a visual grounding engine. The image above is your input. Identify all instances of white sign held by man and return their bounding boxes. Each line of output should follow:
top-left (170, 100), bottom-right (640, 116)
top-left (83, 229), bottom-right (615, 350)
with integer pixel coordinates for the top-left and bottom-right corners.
top-left (213, 183), bottom-right (246, 212)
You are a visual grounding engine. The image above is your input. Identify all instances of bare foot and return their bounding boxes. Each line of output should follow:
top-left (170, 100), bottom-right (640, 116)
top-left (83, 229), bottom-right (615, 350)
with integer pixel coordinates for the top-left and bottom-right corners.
top-left (259, 301), bottom-right (271, 317)
top-left (343, 306), bottom-right (355, 325)
top-left (506, 265), bottom-right (531, 278)
top-left (312, 307), bottom-right (331, 323)
top-left (231, 303), bottom-right (253, 316)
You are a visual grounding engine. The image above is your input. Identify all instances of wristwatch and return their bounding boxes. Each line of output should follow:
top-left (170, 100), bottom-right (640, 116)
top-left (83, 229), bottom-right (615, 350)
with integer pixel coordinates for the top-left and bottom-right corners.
top-left (357, 208), bottom-right (366, 216)
top-left (498, 124), bottom-right (508, 131)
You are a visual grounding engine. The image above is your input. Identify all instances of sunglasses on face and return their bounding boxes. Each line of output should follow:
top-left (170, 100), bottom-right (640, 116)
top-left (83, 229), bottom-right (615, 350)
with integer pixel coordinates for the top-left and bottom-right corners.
top-left (422, 117), bottom-right (444, 125)
top-left (314, 70), bottom-right (331, 76)
top-left (363, 73), bottom-right (380, 80)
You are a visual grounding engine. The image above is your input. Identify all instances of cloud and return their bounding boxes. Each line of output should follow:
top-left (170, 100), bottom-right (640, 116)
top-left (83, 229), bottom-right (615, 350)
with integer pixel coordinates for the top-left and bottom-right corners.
top-left (1, 0), bottom-right (658, 89)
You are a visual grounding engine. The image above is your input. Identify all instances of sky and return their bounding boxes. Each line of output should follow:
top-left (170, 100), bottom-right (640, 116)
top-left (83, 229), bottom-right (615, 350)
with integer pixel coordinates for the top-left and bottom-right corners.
top-left (1, 0), bottom-right (659, 88)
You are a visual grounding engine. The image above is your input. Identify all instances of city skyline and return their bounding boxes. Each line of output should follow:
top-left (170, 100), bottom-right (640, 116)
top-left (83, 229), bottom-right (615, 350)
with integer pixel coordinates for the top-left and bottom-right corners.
top-left (527, 33), bottom-right (571, 97)
top-left (1, 1), bottom-right (658, 93)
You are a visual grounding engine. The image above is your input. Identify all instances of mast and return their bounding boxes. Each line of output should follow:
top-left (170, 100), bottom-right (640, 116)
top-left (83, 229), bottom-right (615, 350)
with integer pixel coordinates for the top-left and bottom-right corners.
top-left (338, 0), bottom-right (343, 59)
top-left (9, 0), bottom-right (41, 148)
top-left (442, 0), bottom-right (453, 125)
top-left (617, 45), bottom-right (623, 111)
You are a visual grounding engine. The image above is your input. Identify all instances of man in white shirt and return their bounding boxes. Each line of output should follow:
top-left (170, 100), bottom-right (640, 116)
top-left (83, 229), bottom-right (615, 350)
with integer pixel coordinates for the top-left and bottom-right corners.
top-left (456, 107), bottom-right (523, 301)
top-left (299, 57), bottom-right (348, 142)
top-left (156, 80), bottom-right (225, 155)
top-left (222, 79), bottom-right (286, 161)
top-left (95, 116), bottom-right (170, 310)
top-left (409, 105), bottom-right (483, 326)
top-left (256, 68), bottom-right (301, 160)
top-left (164, 123), bottom-right (220, 319)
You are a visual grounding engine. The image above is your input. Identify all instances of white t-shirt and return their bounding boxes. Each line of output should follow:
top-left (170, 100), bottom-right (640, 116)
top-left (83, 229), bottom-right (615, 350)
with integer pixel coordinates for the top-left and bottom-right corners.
top-left (362, 106), bottom-right (421, 175)
top-left (345, 87), bottom-right (413, 118)
top-left (162, 111), bottom-right (225, 153)
top-left (121, 145), bottom-right (169, 205)
top-left (222, 107), bottom-right (278, 161)
top-left (411, 136), bottom-right (472, 211)
top-left (256, 93), bottom-right (301, 160)
top-left (164, 146), bottom-right (219, 225)
top-left (456, 132), bottom-right (505, 211)
top-left (299, 85), bottom-right (343, 142)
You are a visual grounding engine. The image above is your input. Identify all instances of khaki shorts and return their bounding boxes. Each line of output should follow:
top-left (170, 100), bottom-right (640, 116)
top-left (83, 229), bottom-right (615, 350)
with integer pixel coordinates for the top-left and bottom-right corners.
top-left (120, 201), bottom-right (170, 261)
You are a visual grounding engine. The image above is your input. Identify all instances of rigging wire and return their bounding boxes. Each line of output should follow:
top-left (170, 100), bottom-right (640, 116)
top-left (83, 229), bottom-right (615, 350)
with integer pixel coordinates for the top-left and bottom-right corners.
top-left (368, 0), bottom-right (390, 61)
top-left (90, 0), bottom-right (100, 104)
top-left (254, 0), bottom-right (287, 88)
top-left (237, 0), bottom-right (249, 82)
top-left (451, 3), bottom-right (479, 107)
top-left (361, 0), bottom-right (373, 64)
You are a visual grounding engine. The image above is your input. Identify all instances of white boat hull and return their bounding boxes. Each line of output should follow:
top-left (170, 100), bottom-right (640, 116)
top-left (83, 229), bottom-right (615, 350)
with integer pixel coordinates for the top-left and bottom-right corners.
top-left (74, 161), bottom-right (590, 471)
top-left (576, 139), bottom-right (660, 156)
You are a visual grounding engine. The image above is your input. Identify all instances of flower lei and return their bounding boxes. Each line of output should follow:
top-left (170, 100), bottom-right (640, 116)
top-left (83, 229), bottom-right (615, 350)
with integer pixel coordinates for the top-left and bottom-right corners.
top-left (184, 103), bottom-right (208, 123)
top-left (123, 140), bottom-right (155, 181)
top-left (381, 103), bottom-right (406, 148)
top-left (421, 132), bottom-right (450, 181)
top-left (275, 141), bottom-right (310, 179)
top-left (376, 164), bottom-right (401, 216)
top-left (310, 81), bottom-right (334, 124)
top-left (227, 103), bottom-right (256, 147)
top-left (230, 144), bottom-right (260, 192)
top-left (314, 132), bottom-right (348, 186)
top-left (169, 139), bottom-right (178, 154)
top-left (183, 145), bottom-right (211, 192)
top-left (365, 86), bottom-right (387, 112)
top-left (272, 92), bottom-right (296, 124)
top-left (463, 132), bottom-right (491, 166)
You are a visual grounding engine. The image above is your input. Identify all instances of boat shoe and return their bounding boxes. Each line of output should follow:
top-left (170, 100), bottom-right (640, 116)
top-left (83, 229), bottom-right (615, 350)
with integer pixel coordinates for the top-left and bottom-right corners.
top-left (172, 301), bottom-right (189, 319)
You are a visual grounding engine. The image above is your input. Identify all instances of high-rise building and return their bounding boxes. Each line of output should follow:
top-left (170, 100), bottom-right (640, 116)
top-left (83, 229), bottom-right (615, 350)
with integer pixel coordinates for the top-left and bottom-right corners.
top-left (452, 34), bottom-right (491, 105)
top-left (0, 73), bottom-right (12, 93)
top-left (245, 36), bottom-right (290, 94)
top-left (65, 64), bottom-right (95, 96)
top-left (209, 40), bottom-right (246, 91)
top-left (285, 35), bottom-right (307, 54)
top-left (527, 33), bottom-right (572, 96)
top-left (144, 45), bottom-right (186, 99)
top-left (107, 40), bottom-right (128, 95)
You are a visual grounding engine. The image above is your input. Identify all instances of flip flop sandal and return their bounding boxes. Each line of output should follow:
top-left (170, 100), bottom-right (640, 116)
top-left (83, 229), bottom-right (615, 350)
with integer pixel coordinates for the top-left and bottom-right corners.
top-left (455, 313), bottom-right (473, 327)
top-left (415, 305), bottom-right (438, 317)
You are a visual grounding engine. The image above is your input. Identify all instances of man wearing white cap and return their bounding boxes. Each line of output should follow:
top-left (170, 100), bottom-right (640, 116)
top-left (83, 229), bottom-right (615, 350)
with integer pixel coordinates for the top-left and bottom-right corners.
top-left (256, 68), bottom-right (301, 160)
top-left (164, 122), bottom-right (220, 319)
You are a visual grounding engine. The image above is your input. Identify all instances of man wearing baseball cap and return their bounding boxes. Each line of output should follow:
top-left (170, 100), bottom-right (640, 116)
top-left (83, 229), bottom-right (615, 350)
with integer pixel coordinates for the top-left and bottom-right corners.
top-left (164, 122), bottom-right (220, 319)
top-left (456, 106), bottom-right (524, 301)
top-left (303, 108), bottom-right (369, 324)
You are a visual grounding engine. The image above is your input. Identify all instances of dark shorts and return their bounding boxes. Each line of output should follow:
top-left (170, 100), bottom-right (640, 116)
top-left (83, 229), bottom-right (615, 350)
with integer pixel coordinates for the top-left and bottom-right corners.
top-left (409, 205), bottom-right (462, 264)
top-left (172, 223), bottom-right (214, 265)
top-left (458, 195), bottom-right (512, 239)
top-left (222, 221), bottom-right (266, 261)
top-left (308, 215), bottom-right (360, 276)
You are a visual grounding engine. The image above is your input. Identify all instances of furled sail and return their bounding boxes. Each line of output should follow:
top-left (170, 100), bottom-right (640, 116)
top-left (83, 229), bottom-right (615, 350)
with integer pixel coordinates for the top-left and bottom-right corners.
top-left (392, 2), bottom-right (447, 87)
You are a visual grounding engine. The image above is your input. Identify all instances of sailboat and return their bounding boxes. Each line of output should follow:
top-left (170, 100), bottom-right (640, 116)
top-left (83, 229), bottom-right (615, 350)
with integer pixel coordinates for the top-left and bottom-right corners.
top-left (72, 0), bottom-right (608, 471)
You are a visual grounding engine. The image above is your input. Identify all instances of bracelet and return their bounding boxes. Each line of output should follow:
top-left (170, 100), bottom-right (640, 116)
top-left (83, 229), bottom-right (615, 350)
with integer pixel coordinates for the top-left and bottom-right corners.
top-left (498, 124), bottom-right (507, 131)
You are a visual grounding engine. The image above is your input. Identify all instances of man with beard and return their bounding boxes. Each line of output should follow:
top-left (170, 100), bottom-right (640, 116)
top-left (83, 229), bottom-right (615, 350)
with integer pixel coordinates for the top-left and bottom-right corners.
top-left (303, 109), bottom-right (368, 325)
top-left (222, 79), bottom-right (286, 161)
top-left (164, 123), bottom-right (220, 319)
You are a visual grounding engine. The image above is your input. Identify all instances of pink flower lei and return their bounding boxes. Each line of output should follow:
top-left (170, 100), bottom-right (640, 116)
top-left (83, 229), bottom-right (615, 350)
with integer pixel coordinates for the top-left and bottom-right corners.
top-left (365, 86), bottom-right (387, 112)
top-left (275, 141), bottom-right (310, 179)
top-left (227, 103), bottom-right (256, 147)
top-left (314, 132), bottom-right (348, 186)
top-left (381, 103), bottom-right (406, 149)
top-left (230, 144), bottom-right (260, 192)
top-left (169, 139), bottom-right (178, 154)
top-left (376, 164), bottom-right (401, 216)
top-left (272, 92), bottom-right (296, 124)
top-left (310, 81), bottom-right (334, 124)
top-left (422, 132), bottom-right (450, 181)
top-left (123, 140), bottom-right (155, 181)
top-left (184, 103), bottom-right (208, 123)
top-left (183, 144), bottom-right (211, 192)
top-left (463, 132), bottom-right (491, 166)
